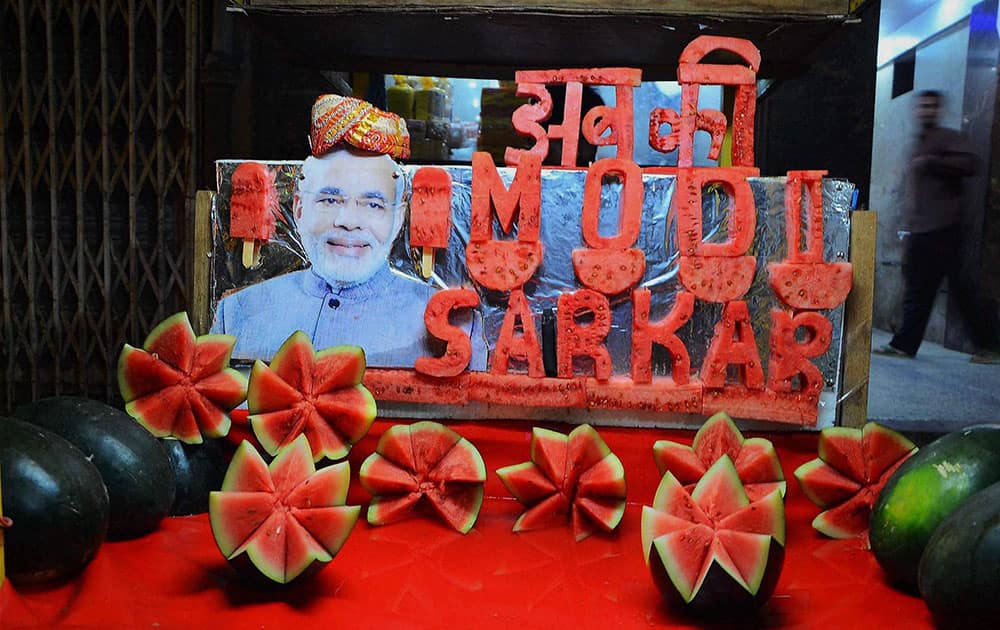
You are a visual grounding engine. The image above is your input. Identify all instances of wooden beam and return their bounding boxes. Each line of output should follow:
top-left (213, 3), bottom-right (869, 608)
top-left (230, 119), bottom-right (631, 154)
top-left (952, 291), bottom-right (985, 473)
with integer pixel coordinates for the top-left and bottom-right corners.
top-left (241, 1), bottom-right (854, 19)
top-left (839, 210), bottom-right (876, 428)
top-left (192, 190), bottom-right (214, 336)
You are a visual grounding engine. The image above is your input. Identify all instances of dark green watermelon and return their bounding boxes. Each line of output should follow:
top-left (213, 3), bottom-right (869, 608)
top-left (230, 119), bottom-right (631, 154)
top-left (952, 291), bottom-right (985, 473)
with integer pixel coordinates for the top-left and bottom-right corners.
top-left (162, 437), bottom-right (230, 516)
top-left (870, 425), bottom-right (1000, 589)
top-left (918, 481), bottom-right (1000, 630)
top-left (15, 396), bottom-right (175, 539)
top-left (0, 417), bottom-right (110, 585)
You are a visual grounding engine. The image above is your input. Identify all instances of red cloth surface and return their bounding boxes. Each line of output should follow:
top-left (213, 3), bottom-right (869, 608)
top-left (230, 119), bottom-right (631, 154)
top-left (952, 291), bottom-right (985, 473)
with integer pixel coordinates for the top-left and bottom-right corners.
top-left (0, 416), bottom-right (934, 629)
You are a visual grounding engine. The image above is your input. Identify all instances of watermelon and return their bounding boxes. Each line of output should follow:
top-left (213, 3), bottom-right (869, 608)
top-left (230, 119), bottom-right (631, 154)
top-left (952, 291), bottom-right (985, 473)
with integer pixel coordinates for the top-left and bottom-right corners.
top-left (414, 288), bottom-right (480, 378)
top-left (0, 418), bottom-right (110, 585)
top-left (631, 289), bottom-right (694, 385)
top-left (918, 481), bottom-right (1000, 630)
top-left (700, 301), bottom-right (764, 390)
top-left (209, 435), bottom-right (359, 584)
top-left (870, 425), bottom-right (1000, 589)
top-left (556, 289), bottom-right (612, 380)
top-left (496, 424), bottom-right (626, 541)
top-left (653, 411), bottom-right (786, 501)
top-left (678, 255), bottom-right (756, 303)
top-left (794, 422), bottom-right (916, 545)
top-left (360, 421), bottom-right (487, 534)
top-left (491, 289), bottom-right (544, 378)
top-left (247, 332), bottom-right (376, 462)
top-left (466, 240), bottom-right (543, 291)
top-left (641, 456), bottom-right (785, 615)
top-left (572, 247), bottom-right (645, 295)
top-left (118, 312), bottom-right (247, 444)
top-left (15, 396), bottom-right (176, 539)
top-left (767, 262), bottom-right (853, 310)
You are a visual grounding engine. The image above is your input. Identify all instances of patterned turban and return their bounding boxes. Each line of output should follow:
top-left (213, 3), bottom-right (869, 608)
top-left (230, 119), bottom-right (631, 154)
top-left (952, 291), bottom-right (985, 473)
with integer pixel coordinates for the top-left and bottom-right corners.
top-left (309, 94), bottom-right (410, 160)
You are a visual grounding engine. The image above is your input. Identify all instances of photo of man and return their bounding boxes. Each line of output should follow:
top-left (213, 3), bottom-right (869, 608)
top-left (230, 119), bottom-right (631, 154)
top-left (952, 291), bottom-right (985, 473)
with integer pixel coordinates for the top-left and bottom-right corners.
top-left (211, 95), bottom-right (489, 370)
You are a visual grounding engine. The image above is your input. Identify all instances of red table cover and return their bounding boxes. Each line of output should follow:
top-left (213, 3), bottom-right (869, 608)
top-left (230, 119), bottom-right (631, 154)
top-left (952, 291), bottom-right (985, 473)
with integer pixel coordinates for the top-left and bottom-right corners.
top-left (0, 416), bottom-right (934, 629)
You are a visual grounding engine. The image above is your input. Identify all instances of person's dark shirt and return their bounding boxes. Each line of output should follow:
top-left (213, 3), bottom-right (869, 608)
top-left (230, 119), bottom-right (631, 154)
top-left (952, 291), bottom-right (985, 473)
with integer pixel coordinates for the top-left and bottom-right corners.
top-left (904, 126), bottom-right (978, 233)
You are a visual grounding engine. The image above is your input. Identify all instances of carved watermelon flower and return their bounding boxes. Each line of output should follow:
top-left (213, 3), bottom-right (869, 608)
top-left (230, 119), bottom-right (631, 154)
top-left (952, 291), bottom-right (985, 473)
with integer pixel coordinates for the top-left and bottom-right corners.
top-left (794, 422), bottom-right (917, 543)
top-left (209, 435), bottom-right (360, 584)
top-left (653, 411), bottom-right (786, 501)
top-left (118, 312), bottom-right (247, 443)
top-left (497, 424), bottom-right (626, 542)
top-left (248, 331), bottom-right (377, 462)
top-left (360, 421), bottom-right (487, 534)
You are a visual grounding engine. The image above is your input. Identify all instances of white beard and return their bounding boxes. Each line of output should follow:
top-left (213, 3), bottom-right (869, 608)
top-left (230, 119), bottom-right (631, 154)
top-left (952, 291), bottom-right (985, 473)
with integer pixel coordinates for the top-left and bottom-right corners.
top-left (301, 227), bottom-right (399, 286)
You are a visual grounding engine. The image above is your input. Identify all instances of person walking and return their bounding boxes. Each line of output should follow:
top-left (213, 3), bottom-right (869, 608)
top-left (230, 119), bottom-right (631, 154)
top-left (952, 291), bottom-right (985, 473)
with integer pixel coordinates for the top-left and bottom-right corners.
top-left (874, 90), bottom-right (999, 363)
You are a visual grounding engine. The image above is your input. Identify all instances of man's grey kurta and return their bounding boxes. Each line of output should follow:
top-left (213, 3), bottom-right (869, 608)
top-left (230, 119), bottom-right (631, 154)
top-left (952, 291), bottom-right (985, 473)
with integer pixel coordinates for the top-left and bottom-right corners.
top-left (211, 265), bottom-right (489, 370)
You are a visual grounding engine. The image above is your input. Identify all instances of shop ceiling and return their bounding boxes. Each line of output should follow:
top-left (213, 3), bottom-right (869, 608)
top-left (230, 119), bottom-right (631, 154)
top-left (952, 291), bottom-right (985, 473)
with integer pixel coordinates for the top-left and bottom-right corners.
top-left (232, 1), bottom-right (871, 80)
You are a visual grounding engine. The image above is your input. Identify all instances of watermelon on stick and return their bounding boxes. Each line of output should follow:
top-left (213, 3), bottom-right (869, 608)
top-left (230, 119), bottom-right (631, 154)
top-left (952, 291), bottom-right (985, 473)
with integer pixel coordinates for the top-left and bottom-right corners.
top-left (794, 422), bottom-right (916, 544)
top-left (118, 312), bottom-right (247, 444)
top-left (653, 411), bottom-right (786, 501)
top-left (496, 424), bottom-right (626, 541)
top-left (209, 435), bottom-right (360, 584)
top-left (642, 456), bottom-right (785, 616)
top-left (248, 332), bottom-right (376, 462)
top-left (360, 421), bottom-right (487, 534)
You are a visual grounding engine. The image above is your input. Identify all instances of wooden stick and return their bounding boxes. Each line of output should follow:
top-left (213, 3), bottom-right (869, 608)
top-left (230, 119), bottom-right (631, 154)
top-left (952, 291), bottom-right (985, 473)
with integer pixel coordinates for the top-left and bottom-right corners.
top-left (421, 246), bottom-right (434, 279)
top-left (242, 240), bottom-right (255, 269)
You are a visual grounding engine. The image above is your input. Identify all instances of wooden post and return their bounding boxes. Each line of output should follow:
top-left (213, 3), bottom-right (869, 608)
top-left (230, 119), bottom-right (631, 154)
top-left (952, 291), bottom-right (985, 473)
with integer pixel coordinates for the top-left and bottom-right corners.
top-left (839, 210), bottom-right (877, 427)
top-left (191, 190), bottom-right (215, 335)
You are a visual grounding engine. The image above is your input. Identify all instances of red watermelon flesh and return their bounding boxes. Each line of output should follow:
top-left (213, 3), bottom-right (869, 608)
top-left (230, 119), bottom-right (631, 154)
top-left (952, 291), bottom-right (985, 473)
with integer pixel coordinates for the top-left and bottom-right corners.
top-left (642, 456), bottom-right (785, 614)
top-left (653, 411), bottom-right (786, 501)
top-left (248, 332), bottom-right (376, 462)
top-left (496, 424), bottom-right (626, 541)
top-left (209, 435), bottom-right (360, 584)
top-left (118, 312), bottom-right (247, 444)
top-left (359, 421), bottom-right (486, 534)
top-left (794, 422), bottom-right (917, 543)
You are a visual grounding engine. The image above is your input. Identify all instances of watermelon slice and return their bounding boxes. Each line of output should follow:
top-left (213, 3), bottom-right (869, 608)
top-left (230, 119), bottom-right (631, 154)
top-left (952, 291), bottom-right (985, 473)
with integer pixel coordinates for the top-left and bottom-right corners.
top-left (642, 456), bottom-right (785, 615)
top-left (247, 332), bottom-right (376, 462)
top-left (118, 312), bottom-right (247, 444)
top-left (359, 421), bottom-right (487, 534)
top-left (209, 435), bottom-right (359, 584)
top-left (466, 240), bottom-right (544, 292)
top-left (678, 255), bottom-right (756, 303)
top-left (794, 422), bottom-right (917, 544)
top-left (572, 248), bottom-right (645, 295)
top-left (653, 411), bottom-right (786, 501)
top-left (496, 424), bottom-right (626, 541)
top-left (767, 262), bottom-right (853, 310)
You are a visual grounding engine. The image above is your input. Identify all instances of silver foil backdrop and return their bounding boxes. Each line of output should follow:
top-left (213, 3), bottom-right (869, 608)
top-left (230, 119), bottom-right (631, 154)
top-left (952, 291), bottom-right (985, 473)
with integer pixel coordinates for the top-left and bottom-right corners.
top-left (212, 161), bottom-right (853, 429)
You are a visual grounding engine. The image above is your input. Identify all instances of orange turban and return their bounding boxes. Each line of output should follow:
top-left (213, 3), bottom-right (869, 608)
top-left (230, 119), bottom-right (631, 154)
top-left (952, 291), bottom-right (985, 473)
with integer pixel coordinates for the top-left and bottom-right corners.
top-left (309, 94), bottom-right (410, 160)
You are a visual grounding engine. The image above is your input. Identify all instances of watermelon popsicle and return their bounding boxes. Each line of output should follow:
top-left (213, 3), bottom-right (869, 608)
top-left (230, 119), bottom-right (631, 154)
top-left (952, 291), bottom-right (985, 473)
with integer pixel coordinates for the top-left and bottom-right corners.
top-left (229, 161), bottom-right (279, 269)
top-left (409, 167), bottom-right (453, 278)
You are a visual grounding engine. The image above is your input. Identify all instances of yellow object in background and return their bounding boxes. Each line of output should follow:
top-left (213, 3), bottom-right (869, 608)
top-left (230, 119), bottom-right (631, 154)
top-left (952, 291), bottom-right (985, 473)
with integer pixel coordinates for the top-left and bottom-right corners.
top-left (387, 74), bottom-right (415, 119)
top-left (414, 76), bottom-right (446, 121)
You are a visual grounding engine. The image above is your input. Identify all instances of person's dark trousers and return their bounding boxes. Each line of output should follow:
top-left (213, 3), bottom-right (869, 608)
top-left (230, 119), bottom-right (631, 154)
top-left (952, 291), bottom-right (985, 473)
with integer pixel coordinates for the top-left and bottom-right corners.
top-left (890, 224), bottom-right (997, 355)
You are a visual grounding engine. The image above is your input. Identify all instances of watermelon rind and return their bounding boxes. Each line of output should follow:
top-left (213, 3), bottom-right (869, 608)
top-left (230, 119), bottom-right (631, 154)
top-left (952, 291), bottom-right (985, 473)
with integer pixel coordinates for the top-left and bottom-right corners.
top-left (793, 458), bottom-right (861, 508)
top-left (496, 462), bottom-right (557, 504)
top-left (209, 436), bottom-right (359, 584)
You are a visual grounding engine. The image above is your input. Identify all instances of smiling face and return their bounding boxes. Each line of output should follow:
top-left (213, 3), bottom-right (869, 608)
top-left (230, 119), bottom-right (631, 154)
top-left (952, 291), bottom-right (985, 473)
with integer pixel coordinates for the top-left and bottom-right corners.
top-left (295, 149), bottom-right (404, 285)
